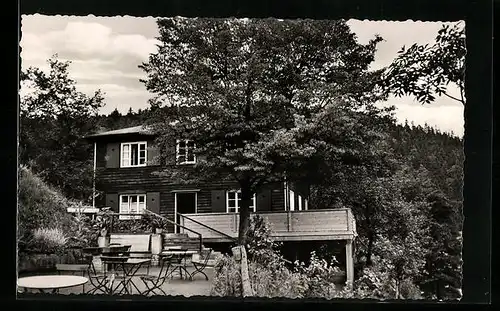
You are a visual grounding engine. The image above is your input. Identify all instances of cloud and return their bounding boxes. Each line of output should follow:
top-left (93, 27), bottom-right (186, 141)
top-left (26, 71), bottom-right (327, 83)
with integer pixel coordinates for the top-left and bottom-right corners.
top-left (21, 21), bottom-right (159, 63)
top-left (20, 18), bottom-right (158, 112)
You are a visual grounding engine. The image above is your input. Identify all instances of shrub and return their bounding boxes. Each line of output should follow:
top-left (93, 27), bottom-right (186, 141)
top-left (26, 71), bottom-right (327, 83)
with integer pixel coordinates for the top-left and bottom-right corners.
top-left (18, 166), bottom-right (74, 248)
top-left (210, 254), bottom-right (242, 296)
top-left (210, 252), bottom-right (307, 298)
top-left (335, 256), bottom-right (424, 300)
top-left (295, 251), bottom-right (343, 299)
top-left (29, 227), bottom-right (68, 255)
top-left (250, 260), bottom-right (307, 298)
top-left (66, 206), bottom-right (97, 247)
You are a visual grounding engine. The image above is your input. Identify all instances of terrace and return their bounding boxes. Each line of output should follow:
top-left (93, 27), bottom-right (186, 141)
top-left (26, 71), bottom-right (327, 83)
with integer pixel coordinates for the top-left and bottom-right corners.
top-left (179, 208), bottom-right (357, 242)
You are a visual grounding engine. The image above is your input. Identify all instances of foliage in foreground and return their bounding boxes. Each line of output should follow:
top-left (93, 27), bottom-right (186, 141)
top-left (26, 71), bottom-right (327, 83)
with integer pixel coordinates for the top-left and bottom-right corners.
top-left (210, 215), bottom-right (426, 300)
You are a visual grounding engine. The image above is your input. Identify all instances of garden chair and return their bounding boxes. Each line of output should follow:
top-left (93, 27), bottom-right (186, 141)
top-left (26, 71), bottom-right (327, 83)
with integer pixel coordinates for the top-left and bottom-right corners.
top-left (190, 248), bottom-right (213, 281)
top-left (139, 254), bottom-right (174, 296)
top-left (82, 250), bottom-right (109, 295)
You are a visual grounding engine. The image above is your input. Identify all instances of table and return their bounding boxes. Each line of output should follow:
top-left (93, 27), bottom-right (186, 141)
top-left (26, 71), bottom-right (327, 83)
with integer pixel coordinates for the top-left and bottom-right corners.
top-left (99, 257), bottom-right (151, 295)
top-left (160, 250), bottom-right (198, 280)
top-left (17, 275), bottom-right (88, 294)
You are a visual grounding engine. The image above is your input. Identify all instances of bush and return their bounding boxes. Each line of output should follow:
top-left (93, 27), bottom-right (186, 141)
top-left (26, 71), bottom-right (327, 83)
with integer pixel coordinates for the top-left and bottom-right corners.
top-left (66, 207), bottom-right (98, 247)
top-left (295, 251), bottom-right (343, 299)
top-left (29, 227), bottom-right (68, 255)
top-left (18, 166), bottom-right (74, 248)
top-left (335, 257), bottom-right (424, 300)
top-left (210, 253), bottom-right (307, 298)
top-left (210, 255), bottom-right (242, 296)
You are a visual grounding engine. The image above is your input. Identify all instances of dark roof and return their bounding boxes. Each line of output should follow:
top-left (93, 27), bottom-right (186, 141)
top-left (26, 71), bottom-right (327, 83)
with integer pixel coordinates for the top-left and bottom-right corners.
top-left (86, 125), bottom-right (155, 139)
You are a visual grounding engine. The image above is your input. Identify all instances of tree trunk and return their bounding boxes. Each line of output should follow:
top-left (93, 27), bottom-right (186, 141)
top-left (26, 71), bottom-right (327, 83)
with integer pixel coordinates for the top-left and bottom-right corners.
top-left (240, 245), bottom-right (253, 297)
top-left (238, 186), bottom-right (253, 246)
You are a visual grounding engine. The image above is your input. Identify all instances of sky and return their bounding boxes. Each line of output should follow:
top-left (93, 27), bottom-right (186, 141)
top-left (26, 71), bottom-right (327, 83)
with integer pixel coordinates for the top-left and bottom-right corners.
top-left (20, 15), bottom-right (464, 137)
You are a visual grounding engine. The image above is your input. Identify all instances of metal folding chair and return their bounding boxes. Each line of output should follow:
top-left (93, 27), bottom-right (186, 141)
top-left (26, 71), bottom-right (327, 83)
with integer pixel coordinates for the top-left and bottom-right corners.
top-left (190, 248), bottom-right (213, 281)
top-left (140, 254), bottom-right (174, 296)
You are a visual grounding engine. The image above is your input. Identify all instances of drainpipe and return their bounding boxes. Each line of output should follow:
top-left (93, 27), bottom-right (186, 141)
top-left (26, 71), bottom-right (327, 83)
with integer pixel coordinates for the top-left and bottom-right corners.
top-left (92, 141), bottom-right (96, 209)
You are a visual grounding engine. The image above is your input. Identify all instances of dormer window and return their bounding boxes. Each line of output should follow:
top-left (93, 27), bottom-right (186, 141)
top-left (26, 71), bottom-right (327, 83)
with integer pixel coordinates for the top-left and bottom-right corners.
top-left (121, 142), bottom-right (147, 167)
top-left (176, 139), bottom-right (196, 164)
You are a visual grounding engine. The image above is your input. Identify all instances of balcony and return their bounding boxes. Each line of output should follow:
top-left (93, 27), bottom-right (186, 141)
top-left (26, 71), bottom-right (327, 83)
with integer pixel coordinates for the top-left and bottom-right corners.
top-left (179, 208), bottom-right (357, 243)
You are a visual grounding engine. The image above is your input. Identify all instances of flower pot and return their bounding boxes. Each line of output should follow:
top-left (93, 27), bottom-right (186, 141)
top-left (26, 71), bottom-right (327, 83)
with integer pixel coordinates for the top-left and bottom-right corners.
top-left (98, 236), bottom-right (110, 248)
top-left (155, 228), bottom-right (163, 234)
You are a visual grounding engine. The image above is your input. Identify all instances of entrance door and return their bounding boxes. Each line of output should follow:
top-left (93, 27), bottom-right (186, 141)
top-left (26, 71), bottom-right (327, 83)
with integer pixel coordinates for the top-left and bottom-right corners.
top-left (175, 192), bottom-right (197, 233)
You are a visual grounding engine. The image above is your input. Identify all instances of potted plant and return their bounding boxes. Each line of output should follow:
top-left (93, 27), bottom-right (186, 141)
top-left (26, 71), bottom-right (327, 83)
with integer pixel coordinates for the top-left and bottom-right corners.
top-left (95, 209), bottom-right (112, 247)
top-left (150, 215), bottom-right (164, 234)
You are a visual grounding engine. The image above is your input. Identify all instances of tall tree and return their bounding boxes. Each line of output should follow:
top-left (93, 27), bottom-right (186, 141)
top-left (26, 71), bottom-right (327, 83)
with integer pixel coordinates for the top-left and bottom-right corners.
top-left (382, 22), bottom-right (465, 105)
top-left (20, 55), bottom-right (104, 201)
top-left (140, 17), bottom-right (386, 245)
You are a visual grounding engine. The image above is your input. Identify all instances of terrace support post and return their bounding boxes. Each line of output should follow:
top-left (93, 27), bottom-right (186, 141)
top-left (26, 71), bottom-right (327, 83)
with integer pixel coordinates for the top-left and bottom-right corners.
top-left (345, 239), bottom-right (354, 288)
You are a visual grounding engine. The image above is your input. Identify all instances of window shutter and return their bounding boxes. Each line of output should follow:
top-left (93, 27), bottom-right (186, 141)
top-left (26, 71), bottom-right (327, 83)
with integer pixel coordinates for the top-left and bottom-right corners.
top-left (105, 193), bottom-right (119, 213)
top-left (256, 188), bottom-right (272, 212)
top-left (105, 142), bottom-right (120, 168)
top-left (147, 192), bottom-right (161, 214)
top-left (211, 190), bottom-right (226, 213)
top-left (147, 142), bottom-right (160, 166)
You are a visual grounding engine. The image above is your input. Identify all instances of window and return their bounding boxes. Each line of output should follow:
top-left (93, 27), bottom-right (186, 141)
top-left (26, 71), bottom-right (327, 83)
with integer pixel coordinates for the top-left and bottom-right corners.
top-left (176, 139), bottom-right (196, 164)
top-left (119, 194), bottom-right (146, 220)
top-left (121, 142), bottom-right (147, 167)
top-left (226, 191), bottom-right (256, 213)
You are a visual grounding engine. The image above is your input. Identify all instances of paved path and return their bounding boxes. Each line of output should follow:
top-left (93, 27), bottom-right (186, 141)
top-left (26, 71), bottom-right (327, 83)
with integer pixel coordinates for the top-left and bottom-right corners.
top-left (18, 266), bottom-right (214, 297)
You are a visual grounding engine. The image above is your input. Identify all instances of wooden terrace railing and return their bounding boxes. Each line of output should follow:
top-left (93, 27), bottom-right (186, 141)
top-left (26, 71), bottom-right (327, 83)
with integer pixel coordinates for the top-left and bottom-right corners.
top-left (179, 208), bottom-right (357, 242)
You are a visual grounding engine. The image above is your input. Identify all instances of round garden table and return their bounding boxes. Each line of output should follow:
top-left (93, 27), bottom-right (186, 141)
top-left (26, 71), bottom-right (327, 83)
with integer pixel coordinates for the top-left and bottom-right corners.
top-left (17, 275), bottom-right (89, 294)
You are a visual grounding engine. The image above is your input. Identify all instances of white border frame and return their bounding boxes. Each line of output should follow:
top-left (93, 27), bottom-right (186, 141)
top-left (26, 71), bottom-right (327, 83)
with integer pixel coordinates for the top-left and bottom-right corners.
top-left (120, 141), bottom-right (148, 168)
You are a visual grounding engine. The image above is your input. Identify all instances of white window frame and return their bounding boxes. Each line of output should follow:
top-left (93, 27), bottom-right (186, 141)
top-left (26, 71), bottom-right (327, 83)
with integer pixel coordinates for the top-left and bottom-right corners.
top-left (226, 190), bottom-right (256, 213)
top-left (119, 194), bottom-right (147, 220)
top-left (176, 139), bottom-right (196, 165)
top-left (120, 141), bottom-right (147, 168)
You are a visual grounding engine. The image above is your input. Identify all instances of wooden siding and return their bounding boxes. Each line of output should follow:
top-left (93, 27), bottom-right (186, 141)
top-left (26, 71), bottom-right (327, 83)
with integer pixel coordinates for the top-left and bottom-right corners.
top-left (180, 208), bottom-right (357, 242)
top-left (93, 137), bottom-right (311, 221)
top-left (96, 166), bottom-right (288, 220)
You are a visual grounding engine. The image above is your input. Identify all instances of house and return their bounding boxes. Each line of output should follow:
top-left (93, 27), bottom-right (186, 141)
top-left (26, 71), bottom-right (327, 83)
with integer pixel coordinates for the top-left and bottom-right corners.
top-left (85, 125), bottom-right (357, 284)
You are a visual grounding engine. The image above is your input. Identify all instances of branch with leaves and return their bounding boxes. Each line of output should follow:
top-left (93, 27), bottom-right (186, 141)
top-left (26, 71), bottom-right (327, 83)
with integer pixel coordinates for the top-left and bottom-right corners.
top-left (381, 22), bottom-right (466, 105)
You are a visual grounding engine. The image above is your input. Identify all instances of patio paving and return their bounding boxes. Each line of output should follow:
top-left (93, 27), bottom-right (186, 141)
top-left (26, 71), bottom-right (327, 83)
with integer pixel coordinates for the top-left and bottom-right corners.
top-left (18, 265), bottom-right (215, 297)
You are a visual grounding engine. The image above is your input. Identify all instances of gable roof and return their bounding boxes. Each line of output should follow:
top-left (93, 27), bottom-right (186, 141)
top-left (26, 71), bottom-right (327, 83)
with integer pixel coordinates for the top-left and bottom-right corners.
top-left (86, 125), bottom-right (155, 139)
